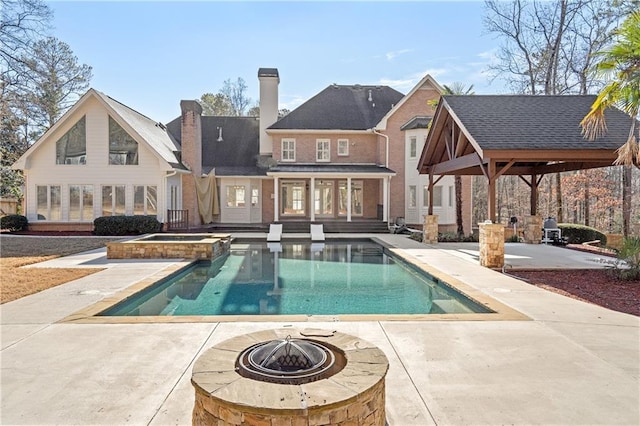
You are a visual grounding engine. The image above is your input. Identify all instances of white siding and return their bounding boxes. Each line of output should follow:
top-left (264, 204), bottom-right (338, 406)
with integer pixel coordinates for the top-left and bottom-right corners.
top-left (404, 129), bottom-right (455, 225)
top-left (23, 97), bottom-right (169, 222)
top-left (220, 178), bottom-right (251, 223)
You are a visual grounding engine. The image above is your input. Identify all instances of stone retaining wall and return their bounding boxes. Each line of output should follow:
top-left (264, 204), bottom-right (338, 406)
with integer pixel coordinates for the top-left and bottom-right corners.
top-left (107, 236), bottom-right (229, 259)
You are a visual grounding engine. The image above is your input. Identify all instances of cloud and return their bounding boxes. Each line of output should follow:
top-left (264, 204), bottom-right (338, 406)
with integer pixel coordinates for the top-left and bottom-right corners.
top-left (279, 95), bottom-right (308, 111)
top-left (379, 68), bottom-right (448, 91)
top-left (385, 48), bottom-right (413, 61)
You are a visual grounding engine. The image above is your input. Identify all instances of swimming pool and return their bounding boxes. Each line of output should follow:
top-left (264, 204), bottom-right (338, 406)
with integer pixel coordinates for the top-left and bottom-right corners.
top-left (99, 239), bottom-right (493, 317)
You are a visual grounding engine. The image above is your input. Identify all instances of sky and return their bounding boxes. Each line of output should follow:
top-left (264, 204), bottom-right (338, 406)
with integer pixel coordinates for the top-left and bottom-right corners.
top-left (49, 1), bottom-right (506, 124)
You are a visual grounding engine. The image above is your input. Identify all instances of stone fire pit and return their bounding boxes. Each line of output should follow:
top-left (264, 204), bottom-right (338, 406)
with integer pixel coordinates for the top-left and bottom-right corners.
top-left (191, 328), bottom-right (389, 425)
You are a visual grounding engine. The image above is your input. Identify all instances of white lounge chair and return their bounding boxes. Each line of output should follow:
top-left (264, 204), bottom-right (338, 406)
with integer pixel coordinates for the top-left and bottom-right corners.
top-left (267, 223), bottom-right (282, 242)
top-left (310, 224), bottom-right (325, 241)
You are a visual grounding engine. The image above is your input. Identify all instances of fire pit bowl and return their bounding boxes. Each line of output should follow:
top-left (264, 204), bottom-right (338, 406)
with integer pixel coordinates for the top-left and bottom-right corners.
top-left (191, 328), bottom-right (389, 425)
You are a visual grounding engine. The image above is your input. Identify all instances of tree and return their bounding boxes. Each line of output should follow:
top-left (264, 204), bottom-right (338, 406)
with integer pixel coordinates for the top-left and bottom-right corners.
top-left (0, 0), bottom-right (52, 87)
top-left (199, 92), bottom-right (234, 116)
top-left (484, 0), bottom-right (632, 223)
top-left (199, 77), bottom-right (253, 116)
top-left (0, 90), bottom-right (25, 198)
top-left (442, 83), bottom-right (474, 236)
top-left (22, 37), bottom-right (92, 131)
top-left (581, 10), bottom-right (640, 236)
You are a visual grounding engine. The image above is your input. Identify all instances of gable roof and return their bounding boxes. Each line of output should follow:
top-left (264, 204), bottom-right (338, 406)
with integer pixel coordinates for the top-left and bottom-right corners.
top-left (268, 84), bottom-right (404, 131)
top-left (442, 95), bottom-right (631, 151)
top-left (418, 94), bottom-right (634, 177)
top-left (12, 88), bottom-right (182, 169)
top-left (375, 74), bottom-right (443, 130)
top-left (166, 115), bottom-right (262, 176)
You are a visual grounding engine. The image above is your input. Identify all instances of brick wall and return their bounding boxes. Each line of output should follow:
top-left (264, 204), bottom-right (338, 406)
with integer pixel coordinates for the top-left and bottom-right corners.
top-left (180, 101), bottom-right (203, 226)
top-left (271, 133), bottom-right (378, 163)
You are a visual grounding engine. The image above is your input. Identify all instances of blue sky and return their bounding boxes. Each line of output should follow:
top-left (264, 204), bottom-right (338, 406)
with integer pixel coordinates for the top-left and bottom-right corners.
top-left (50, 1), bottom-right (505, 123)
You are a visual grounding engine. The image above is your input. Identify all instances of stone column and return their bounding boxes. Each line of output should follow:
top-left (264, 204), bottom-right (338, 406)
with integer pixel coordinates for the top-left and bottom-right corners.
top-left (479, 223), bottom-right (504, 268)
top-left (423, 215), bottom-right (438, 244)
top-left (523, 215), bottom-right (542, 244)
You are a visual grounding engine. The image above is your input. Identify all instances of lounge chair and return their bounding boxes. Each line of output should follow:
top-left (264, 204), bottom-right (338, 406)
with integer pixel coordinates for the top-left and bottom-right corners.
top-left (267, 223), bottom-right (283, 242)
top-left (310, 224), bottom-right (325, 241)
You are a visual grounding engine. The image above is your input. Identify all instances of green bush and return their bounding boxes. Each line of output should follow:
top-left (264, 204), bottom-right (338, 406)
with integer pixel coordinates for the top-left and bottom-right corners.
top-left (558, 223), bottom-right (607, 246)
top-left (438, 232), bottom-right (479, 242)
top-left (93, 215), bottom-right (161, 236)
top-left (616, 236), bottom-right (640, 281)
top-left (0, 214), bottom-right (28, 232)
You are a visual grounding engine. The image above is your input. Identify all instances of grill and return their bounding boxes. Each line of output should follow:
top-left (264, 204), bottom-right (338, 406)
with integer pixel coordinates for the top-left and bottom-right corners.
top-left (236, 335), bottom-right (337, 385)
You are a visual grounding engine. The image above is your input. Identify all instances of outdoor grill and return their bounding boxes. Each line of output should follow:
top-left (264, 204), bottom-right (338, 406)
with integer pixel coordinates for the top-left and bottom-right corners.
top-left (236, 335), bottom-right (338, 385)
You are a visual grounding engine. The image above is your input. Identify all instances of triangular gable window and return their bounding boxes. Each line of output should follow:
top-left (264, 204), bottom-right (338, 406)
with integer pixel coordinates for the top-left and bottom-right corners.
top-left (109, 116), bottom-right (138, 165)
top-left (56, 116), bottom-right (86, 165)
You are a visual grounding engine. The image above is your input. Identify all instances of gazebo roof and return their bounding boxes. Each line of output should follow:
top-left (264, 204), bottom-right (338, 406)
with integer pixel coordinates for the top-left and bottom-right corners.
top-left (418, 95), bottom-right (633, 177)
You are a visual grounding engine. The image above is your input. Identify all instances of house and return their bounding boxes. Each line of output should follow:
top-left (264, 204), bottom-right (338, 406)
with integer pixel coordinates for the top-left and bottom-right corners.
top-left (13, 68), bottom-right (470, 233)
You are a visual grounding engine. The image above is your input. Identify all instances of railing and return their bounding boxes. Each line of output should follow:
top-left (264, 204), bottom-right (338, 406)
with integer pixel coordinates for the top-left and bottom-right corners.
top-left (167, 209), bottom-right (189, 230)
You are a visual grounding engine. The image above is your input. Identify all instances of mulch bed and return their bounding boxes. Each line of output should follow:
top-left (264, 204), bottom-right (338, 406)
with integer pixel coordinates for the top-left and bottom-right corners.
top-left (509, 269), bottom-right (639, 317)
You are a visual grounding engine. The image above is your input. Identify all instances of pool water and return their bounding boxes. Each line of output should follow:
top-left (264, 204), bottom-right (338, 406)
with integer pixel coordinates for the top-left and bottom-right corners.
top-left (100, 240), bottom-right (492, 317)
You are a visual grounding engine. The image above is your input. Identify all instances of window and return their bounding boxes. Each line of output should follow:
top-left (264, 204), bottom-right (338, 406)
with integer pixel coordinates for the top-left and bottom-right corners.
top-left (423, 185), bottom-right (429, 207)
top-left (226, 185), bottom-right (246, 207)
top-left (69, 185), bottom-right (93, 221)
top-left (409, 137), bottom-right (417, 159)
top-left (448, 185), bottom-right (454, 207)
top-left (314, 180), bottom-right (333, 215)
top-left (282, 139), bottom-right (295, 162)
top-left (102, 185), bottom-right (126, 215)
top-left (337, 139), bottom-right (349, 156)
top-left (433, 186), bottom-right (442, 207)
top-left (251, 188), bottom-right (259, 207)
top-left (338, 181), bottom-right (363, 216)
top-left (134, 185), bottom-right (157, 215)
top-left (109, 116), bottom-right (138, 165)
top-left (281, 181), bottom-right (305, 215)
top-left (56, 116), bottom-right (86, 165)
top-left (316, 139), bottom-right (330, 162)
top-left (408, 185), bottom-right (416, 208)
top-left (36, 185), bottom-right (61, 220)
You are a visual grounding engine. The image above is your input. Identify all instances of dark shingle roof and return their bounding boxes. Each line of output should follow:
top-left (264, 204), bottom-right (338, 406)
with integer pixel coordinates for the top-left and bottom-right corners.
top-left (400, 116), bottom-right (432, 131)
top-left (443, 95), bottom-right (633, 150)
top-left (166, 116), bottom-right (259, 170)
top-left (269, 85), bottom-right (404, 130)
top-left (269, 164), bottom-right (395, 174)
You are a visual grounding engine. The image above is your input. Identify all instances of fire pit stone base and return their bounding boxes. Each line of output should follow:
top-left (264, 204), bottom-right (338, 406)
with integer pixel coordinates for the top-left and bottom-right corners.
top-left (191, 328), bottom-right (389, 426)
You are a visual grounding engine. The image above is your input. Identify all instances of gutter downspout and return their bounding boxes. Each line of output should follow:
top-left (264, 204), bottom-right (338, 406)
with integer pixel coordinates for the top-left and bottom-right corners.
top-left (371, 128), bottom-right (389, 168)
top-left (371, 128), bottom-right (392, 226)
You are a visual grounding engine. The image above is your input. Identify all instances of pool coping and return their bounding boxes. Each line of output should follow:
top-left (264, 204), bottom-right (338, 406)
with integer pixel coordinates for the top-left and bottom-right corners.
top-left (59, 236), bottom-right (530, 324)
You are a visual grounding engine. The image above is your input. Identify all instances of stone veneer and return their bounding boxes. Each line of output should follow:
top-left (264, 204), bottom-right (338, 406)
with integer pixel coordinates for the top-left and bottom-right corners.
top-left (523, 215), bottom-right (543, 244)
top-left (192, 329), bottom-right (389, 426)
top-left (479, 223), bottom-right (504, 268)
top-left (423, 215), bottom-right (439, 244)
top-left (106, 234), bottom-right (230, 259)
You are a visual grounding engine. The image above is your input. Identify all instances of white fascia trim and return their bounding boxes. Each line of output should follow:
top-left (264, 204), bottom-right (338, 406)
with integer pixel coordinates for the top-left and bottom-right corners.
top-left (12, 88), bottom-right (98, 169)
top-left (375, 74), bottom-right (444, 130)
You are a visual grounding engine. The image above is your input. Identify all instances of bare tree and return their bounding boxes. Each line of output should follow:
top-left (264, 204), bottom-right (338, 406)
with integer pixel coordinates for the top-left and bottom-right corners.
top-left (221, 77), bottom-right (252, 116)
top-left (0, 0), bottom-right (52, 87)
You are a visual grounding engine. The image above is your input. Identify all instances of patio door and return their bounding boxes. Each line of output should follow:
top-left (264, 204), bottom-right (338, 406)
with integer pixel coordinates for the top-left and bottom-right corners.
top-left (314, 180), bottom-right (333, 217)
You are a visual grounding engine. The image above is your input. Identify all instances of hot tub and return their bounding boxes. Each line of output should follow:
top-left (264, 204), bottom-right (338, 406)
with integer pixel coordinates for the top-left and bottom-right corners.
top-left (106, 233), bottom-right (231, 260)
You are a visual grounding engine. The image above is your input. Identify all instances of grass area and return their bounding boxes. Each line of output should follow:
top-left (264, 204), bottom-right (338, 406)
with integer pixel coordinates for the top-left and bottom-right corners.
top-left (0, 236), bottom-right (118, 304)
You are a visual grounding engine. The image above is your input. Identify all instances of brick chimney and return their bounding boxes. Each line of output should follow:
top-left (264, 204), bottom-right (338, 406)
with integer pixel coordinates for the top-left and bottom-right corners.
top-left (258, 68), bottom-right (279, 156)
top-left (180, 100), bottom-right (203, 226)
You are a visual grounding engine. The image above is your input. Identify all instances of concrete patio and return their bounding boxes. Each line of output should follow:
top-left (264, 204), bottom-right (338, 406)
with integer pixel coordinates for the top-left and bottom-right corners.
top-left (1, 234), bottom-right (638, 425)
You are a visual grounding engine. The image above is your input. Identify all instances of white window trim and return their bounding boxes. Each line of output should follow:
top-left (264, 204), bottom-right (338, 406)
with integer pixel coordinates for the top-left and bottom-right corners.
top-left (337, 139), bottom-right (349, 156)
top-left (281, 138), bottom-right (296, 162)
top-left (226, 185), bottom-right (246, 208)
top-left (409, 137), bottom-right (417, 159)
top-left (316, 139), bottom-right (330, 162)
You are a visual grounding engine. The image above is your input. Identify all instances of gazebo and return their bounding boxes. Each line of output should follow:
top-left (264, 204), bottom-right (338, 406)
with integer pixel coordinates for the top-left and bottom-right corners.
top-left (417, 95), bottom-right (633, 267)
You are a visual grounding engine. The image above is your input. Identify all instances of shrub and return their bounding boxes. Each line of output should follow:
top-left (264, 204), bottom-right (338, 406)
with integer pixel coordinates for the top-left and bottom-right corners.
top-left (558, 223), bottom-right (607, 246)
top-left (506, 234), bottom-right (521, 243)
top-left (438, 232), bottom-right (479, 243)
top-left (0, 214), bottom-right (28, 232)
top-left (93, 215), bottom-right (161, 236)
top-left (616, 236), bottom-right (640, 281)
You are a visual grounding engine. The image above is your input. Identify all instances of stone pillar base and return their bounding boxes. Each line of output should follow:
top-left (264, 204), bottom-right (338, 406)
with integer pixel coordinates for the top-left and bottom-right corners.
top-left (423, 215), bottom-right (439, 244)
top-left (523, 215), bottom-right (542, 244)
top-left (479, 223), bottom-right (504, 268)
